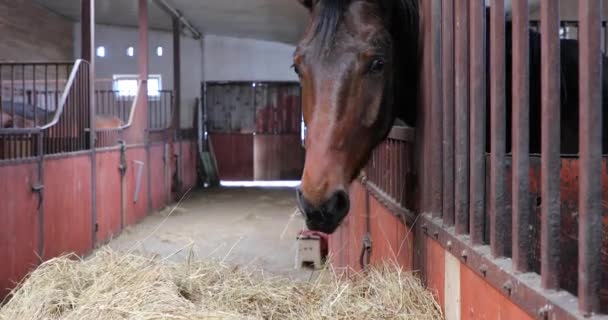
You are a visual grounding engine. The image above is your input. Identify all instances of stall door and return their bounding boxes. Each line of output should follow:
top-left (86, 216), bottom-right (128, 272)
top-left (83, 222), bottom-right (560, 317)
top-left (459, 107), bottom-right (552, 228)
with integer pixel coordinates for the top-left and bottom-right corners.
top-left (205, 82), bottom-right (304, 181)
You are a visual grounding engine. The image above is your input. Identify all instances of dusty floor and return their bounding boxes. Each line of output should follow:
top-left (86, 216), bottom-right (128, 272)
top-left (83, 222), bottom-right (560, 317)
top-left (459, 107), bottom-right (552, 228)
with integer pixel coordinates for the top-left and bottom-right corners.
top-left (107, 187), bottom-right (315, 280)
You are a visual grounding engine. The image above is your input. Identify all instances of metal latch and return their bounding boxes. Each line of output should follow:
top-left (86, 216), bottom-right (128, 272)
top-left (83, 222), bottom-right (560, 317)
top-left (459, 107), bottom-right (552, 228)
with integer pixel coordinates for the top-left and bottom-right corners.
top-left (32, 183), bottom-right (44, 209)
top-left (359, 233), bottom-right (372, 270)
top-left (118, 140), bottom-right (127, 176)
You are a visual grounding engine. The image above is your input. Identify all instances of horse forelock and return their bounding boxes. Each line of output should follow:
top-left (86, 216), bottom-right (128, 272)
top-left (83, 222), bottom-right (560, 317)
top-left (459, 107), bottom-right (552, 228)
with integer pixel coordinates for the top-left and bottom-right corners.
top-left (310, 0), bottom-right (419, 52)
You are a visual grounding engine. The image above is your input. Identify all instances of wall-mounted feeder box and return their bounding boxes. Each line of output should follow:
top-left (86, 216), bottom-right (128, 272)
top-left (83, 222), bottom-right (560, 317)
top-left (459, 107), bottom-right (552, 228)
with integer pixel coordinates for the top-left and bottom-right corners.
top-left (295, 230), bottom-right (328, 270)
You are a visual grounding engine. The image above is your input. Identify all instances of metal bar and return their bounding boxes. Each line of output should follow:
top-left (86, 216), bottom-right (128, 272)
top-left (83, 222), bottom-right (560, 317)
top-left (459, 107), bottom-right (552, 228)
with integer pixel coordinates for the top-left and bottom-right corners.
top-left (469, 0), bottom-right (485, 245)
top-left (490, 0), bottom-right (507, 256)
top-left (33, 65), bottom-right (37, 126)
top-left (442, 0), bottom-right (455, 227)
top-left (604, 21), bottom-right (608, 53)
top-left (431, 0), bottom-right (443, 217)
top-left (22, 65), bottom-right (25, 127)
top-left (138, 0), bottom-right (149, 145)
top-left (11, 65), bottom-right (15, 128)
top-left (173, 16), bottom-right (181, 134)
top-left (511, 0), bottom-right (531, 272)
top-left (454, 0), bottom-right (469, 235)
top-left (578, 0), bottom-right (603, 314)
top-left (44, 65), bottom-right (48, 124)
top-left (540, 0), bottom-right (561, 290)
top-left (1, 65), bottom-right (3, 126)
top-left (54, 64), bottom-right (59, 153)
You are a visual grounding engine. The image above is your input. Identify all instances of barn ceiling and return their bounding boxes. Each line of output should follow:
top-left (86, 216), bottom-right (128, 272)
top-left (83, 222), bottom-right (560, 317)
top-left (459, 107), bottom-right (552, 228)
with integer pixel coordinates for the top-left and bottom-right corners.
top-left (33, 0), bottom-right (309, 44)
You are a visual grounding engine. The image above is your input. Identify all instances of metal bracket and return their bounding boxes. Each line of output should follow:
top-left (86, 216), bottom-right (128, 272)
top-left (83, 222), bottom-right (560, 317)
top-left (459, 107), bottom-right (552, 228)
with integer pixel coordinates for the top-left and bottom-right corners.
top-left (132, 160), bottom-right (144, 203)
top-left (359, 233), bottom-right (372, 270)
top-left (31, 183), bottom-right (44, 209)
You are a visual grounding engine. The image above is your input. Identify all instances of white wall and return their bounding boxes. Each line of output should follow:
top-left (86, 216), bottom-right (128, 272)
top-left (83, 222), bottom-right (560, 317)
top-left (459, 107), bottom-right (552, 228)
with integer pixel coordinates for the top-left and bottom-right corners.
top-left (74, 23), bottom-right (203, 128)
top-left (203, 35), bottom-right (298, 82)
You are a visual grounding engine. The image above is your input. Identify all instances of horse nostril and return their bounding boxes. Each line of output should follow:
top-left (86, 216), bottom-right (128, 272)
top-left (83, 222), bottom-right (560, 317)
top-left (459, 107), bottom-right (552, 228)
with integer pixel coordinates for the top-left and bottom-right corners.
top-left (326, 190), bottom-right (350, 216)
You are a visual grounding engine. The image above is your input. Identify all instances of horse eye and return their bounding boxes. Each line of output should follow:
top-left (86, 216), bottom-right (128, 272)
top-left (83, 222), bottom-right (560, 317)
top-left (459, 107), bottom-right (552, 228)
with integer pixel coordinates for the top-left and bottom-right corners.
top-left (368, 58), bottom-right (385, 74)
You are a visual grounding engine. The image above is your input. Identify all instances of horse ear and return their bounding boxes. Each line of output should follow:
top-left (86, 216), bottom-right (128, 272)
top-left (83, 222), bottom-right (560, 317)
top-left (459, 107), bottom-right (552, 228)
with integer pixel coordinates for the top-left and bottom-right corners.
top-left (297, 0), bottom-right (316, 11)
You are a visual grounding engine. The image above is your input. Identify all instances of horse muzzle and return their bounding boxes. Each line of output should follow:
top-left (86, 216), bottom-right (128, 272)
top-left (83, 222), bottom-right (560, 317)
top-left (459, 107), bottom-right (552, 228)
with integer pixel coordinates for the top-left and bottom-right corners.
top-left (296, 188), bottom-right (350, 234)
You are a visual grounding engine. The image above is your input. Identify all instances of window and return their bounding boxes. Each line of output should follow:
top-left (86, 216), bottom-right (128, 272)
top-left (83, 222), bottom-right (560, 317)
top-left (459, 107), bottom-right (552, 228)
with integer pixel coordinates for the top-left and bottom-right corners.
top-left (113, 74), bottom-right (162, 99)
top-left (96, 46), bottom-right (106, 57)
top-left (126, 46), bottom-right (134, 57)
top-left (156, 46), bottom-right (163, 57)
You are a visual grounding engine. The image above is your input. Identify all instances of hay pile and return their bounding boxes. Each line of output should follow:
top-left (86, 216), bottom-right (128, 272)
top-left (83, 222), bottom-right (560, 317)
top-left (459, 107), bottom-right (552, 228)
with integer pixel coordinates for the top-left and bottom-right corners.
top-left (0, 249), bottom-right (443, 320)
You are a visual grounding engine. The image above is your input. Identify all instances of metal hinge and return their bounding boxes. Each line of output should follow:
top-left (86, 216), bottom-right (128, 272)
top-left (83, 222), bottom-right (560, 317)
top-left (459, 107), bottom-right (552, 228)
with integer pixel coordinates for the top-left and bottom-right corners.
top-left (94, 223), bottom-right (99, 233)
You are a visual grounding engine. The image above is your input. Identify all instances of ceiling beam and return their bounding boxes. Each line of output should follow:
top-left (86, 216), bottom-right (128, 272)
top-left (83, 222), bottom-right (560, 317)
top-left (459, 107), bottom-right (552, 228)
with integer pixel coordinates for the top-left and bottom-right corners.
top-left (151, 0), bottom-right (202, 39)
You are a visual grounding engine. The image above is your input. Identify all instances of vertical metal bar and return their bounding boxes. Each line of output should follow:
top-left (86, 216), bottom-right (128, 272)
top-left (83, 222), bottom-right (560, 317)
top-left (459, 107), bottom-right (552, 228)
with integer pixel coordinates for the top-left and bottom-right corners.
top-left (11, 65), bottom-right (15, 128)
top-left (54, 64), bottom-right (59, 153)
top-left (44, 65), bottom-right (48, 123)
top-left (454, 0), bottom-right (470, 234)
top-left (22, 65), bottom-right (25, 127)
top-left (173, 16), bottom-right (181, 134)
top-left (431, 0), bottom-right (444, 217)
top-left (602, 21), bottom-right (608, 55)
top-left (469, 0), bottom-right (485, 245)
top-left (33, 65), bottom-right (37, 127)
top-left (511, 0), bottom-right (531, 272)
top-left (490, 0), bottom-right (507, 256)
top-left (578, 0), bottom-right (603, 314)
top-left (540, 0), bottom-right (561, 290)
top-left (0, 65), bottom-right (3, 126)
top-left (442, 0), bottom-right (455, 226)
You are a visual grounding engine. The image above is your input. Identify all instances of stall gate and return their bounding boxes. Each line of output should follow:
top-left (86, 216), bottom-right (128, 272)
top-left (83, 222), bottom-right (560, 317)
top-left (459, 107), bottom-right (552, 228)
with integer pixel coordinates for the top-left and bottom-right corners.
top-left (0, 59), bottom-right (199, 300)
top-left (329, 1), bottom-right (608, 319)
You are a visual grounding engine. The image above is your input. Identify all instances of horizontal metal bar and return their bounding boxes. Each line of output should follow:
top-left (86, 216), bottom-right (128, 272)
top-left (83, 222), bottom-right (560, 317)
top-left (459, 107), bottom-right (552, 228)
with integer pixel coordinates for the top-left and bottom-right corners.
top-left (0, 61), bottom-right (73, 66)
top-left (361, 178), bottom-right (416, 226)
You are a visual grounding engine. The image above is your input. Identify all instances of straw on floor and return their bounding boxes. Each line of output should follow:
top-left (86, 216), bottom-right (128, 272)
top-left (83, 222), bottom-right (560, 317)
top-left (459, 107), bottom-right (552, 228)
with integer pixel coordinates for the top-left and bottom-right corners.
top-left (0, 248), bottom-right (443, 320)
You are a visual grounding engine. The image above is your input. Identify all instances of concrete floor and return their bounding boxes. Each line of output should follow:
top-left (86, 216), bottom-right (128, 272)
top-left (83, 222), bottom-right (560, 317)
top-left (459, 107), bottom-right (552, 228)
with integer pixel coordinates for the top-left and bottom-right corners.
top-left (107, 187), bottom-right (314, 280)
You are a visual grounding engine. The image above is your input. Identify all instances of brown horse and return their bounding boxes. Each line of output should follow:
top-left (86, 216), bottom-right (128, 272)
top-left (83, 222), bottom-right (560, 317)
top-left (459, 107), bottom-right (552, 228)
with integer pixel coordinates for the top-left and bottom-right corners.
top-left (294, 0), bottom-right (420, 233)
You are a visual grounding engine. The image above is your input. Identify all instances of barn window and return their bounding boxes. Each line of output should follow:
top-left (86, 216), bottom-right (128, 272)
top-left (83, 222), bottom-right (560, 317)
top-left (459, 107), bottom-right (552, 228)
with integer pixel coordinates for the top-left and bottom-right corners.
top-left (112, 74), bottom-right (162, 99)
top-left (96, 46), bottom-right (106, 57)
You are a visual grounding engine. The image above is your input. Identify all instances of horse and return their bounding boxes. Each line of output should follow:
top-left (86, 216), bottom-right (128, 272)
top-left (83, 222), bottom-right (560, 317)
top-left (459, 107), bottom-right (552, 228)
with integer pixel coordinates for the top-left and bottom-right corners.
top-left (293, 0), bottom-right (420, 233)
top-left (294, 0), bottom-right (608, 234)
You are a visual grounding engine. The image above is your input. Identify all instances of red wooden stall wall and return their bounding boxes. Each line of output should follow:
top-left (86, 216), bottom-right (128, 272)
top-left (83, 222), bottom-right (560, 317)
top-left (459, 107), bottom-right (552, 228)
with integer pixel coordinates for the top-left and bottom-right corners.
top-left (95, 150), bottom-right (122, 244)
top-left (0, 162), bottom-right (40, 298)
top-left (43, 155), bottom-right (93, 259)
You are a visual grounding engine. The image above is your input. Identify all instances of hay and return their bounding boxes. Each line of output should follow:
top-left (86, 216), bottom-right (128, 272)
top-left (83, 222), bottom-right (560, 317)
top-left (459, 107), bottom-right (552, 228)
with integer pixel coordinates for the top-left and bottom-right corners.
top-left (0, 249), bottom-right (443, 320)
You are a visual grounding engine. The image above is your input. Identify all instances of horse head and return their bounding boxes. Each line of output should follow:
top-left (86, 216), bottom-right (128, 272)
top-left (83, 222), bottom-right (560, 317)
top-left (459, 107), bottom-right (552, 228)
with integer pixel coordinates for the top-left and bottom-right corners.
top-left (294, 0), bottom-right (420, 233)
